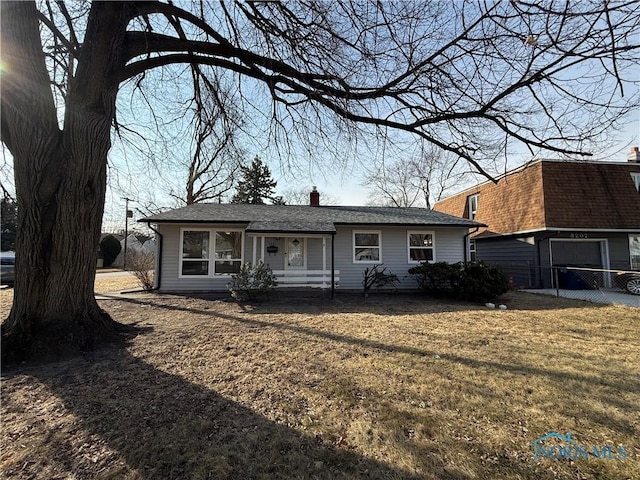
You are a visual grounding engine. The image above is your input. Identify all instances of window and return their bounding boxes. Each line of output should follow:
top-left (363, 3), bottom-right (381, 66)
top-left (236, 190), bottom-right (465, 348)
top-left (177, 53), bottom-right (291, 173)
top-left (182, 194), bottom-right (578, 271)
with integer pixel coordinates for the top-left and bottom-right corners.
top-left (631, 173), bottom-right (640, 193)
top-left (182, 230), bottom-right (209, 276)
top-left (630, 234), bottom-right (640, 270)
top-left (469, 238), bottom-right (477, 262)
top-left (408, 231), bottom-right (435, 263)
top-left (214, 231), bottom-right (243, 274)
top-left (181, 229), bottom-right (243, 276)
top-left (467, 194), bottom-right (479, 220)
top-left (353, 231), bottom-right (381, 262)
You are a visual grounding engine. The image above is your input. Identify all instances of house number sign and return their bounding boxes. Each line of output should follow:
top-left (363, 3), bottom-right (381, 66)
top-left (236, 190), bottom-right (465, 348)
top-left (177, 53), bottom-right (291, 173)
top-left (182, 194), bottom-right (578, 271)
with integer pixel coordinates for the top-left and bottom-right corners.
top-left (569, 233), bottom-right (589, 239)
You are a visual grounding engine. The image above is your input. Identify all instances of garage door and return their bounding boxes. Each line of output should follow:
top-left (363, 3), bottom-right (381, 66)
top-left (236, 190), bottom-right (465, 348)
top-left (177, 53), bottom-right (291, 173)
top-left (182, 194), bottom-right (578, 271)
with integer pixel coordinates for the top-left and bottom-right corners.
top-left (551, 241), bottom-right (603, 268)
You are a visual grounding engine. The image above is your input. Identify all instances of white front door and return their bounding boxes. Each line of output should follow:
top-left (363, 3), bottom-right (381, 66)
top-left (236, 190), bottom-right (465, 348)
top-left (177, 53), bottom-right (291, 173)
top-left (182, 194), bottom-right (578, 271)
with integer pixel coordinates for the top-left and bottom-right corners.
top-left (286, 238), bottom-right (305, 269)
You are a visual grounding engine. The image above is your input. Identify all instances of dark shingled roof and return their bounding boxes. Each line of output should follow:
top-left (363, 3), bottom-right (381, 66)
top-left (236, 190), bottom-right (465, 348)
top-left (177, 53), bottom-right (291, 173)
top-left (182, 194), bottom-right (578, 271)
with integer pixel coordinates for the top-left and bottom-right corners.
top-left (140, 204), bottom-right (484, 232)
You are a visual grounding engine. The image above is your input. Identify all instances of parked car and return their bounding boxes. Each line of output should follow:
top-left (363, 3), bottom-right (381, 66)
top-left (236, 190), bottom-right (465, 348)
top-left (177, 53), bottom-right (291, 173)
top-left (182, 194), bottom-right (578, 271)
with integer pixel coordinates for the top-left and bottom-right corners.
top-left (614, 270), bottom-right (640, 295)
top-left (0, 253), bottom-right (15, 286)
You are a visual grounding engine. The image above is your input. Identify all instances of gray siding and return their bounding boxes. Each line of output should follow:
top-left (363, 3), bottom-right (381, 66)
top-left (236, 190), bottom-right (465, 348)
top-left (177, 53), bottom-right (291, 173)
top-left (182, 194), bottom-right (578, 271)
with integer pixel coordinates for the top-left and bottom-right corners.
top-left (608, 234), bottom-right (633, 270)
top-left (156, 223), bottom-right (468, 292)
top-left (476, 236), bottom-right (537, 288)
top-left (158, 224), bottom-right (249, 292)
top-left (474, 231), bottom-right (639, 289)
top-left (333, 225), bottom-right (466, 290)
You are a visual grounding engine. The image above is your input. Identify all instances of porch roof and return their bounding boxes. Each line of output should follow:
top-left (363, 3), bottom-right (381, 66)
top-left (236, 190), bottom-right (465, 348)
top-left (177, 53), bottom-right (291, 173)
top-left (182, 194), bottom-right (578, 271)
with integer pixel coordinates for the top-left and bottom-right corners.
top-left (246, 220), bottom-right (336, 234)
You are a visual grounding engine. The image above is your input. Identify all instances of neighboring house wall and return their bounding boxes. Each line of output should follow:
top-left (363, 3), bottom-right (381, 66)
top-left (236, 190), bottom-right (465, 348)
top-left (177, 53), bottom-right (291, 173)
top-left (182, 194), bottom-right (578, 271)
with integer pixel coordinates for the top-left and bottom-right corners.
top-left (475, 236), bottom-right (538, 288)
top-left (541, 162), bottom-right (640, 229)
top-left (434, 162), bottom-right (546, 234)
top-left (155, 223), bottom-right (468, 291)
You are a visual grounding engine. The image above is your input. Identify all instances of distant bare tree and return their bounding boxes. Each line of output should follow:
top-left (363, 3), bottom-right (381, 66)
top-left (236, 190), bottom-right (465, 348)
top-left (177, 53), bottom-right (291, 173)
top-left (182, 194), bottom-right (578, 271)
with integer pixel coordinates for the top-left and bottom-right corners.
top-left (280, 188), bottom-right (340, 206)
top-left (173, 72), bottom-right (245, 205)
top-left (365, 148), bottom-right (472, 208)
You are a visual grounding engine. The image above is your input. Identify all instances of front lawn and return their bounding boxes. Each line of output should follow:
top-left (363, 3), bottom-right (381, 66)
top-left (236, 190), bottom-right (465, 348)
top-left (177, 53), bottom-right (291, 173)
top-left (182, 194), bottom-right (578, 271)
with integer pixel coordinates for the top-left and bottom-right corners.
top-left (1, 292), bottom-right (638, 479)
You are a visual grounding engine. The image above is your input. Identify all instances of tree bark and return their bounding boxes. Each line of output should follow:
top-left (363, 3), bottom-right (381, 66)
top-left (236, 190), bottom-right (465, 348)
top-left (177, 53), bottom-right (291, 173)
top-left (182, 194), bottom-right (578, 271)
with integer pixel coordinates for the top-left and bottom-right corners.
top-left (1, 1), bottom-right (128, 362)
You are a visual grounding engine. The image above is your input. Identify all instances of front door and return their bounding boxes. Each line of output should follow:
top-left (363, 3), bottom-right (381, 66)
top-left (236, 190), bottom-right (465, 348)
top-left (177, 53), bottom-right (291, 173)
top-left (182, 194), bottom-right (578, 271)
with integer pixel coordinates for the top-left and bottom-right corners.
top-left (286, 238), bottom-right (305, 269)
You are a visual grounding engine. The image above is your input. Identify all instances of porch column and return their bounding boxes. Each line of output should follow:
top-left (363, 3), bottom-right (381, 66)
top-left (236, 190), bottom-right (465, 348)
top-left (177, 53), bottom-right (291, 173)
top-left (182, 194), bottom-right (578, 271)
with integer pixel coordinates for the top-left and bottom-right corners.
top-left (252, 235), bottom-right (257, 264)
top-left (331, 233), bottom-right (335, 299)
top-left (260, 236), bottom-right (265, 262)
top-left (322, 237), bottom-right (327, 270)
top-left (322, 237), bottom-right (327, 286)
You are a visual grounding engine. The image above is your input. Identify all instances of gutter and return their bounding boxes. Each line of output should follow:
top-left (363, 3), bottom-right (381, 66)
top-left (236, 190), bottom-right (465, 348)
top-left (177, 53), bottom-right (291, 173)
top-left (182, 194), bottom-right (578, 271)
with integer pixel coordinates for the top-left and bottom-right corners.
top-left (146, 222), bottom-right (163, 290)
top-left (463, 227), bottom-right (480, 263)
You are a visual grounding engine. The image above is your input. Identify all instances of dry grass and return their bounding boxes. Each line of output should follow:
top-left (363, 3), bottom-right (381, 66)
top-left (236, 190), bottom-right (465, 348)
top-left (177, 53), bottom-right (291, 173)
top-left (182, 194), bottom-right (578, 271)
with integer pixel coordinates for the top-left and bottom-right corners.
top-left (0, 275), bottom-right (141, 309)
top-left (1, 291), bottom-right (639, 479)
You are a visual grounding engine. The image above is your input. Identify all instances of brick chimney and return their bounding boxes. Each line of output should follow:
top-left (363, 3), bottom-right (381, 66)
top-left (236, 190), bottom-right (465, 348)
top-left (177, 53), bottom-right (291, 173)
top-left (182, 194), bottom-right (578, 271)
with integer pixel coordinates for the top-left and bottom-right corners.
top-left (628, 146), bottom-right (640, 163)
top-left (309, 186), bottom-right (320, 206)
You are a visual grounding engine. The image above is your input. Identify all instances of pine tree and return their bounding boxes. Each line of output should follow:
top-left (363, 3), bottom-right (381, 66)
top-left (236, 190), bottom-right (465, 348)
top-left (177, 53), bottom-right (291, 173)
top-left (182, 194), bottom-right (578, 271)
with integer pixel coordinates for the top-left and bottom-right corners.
top-left (231, 156), bottom-right (280, 204)
top-left (1, 197), bottom-right (17, 252)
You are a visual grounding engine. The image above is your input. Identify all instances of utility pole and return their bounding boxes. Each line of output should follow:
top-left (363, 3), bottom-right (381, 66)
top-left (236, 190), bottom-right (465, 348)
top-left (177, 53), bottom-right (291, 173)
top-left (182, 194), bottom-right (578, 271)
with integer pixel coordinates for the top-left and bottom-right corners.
top-left (122, 197), bottom-right (135, 269)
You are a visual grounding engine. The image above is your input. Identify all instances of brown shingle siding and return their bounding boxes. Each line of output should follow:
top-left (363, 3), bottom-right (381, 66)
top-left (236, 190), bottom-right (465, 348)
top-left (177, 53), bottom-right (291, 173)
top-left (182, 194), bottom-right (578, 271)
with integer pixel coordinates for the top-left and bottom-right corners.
top-left (542, 162), bottom-right (640, 229)
top-left (434, 160), bottom-right (640, 234)
top-left (434, 162), bottom-right (546, 234)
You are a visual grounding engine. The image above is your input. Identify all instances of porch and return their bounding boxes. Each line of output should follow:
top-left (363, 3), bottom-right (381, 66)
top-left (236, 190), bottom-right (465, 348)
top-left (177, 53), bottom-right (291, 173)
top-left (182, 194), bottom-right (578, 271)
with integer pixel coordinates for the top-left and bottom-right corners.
top-left (271, 269), bottom-right (340, 288)
top-left (247, 231), bottom-right (338, 292)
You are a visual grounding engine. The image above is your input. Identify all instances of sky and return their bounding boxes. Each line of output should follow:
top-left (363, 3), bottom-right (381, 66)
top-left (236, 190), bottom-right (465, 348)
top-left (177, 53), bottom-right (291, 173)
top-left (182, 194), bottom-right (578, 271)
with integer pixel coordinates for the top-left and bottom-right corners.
top-left (100, 112), bottom-right (640, 234)
top-left (2, 1), bottom-right (639, 235)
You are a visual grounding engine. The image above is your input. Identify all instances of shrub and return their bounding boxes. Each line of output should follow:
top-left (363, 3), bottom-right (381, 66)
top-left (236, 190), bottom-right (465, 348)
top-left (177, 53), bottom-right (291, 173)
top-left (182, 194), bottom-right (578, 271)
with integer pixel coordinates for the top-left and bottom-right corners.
top-left (125, 250), bottom-right (155, 291)
top-left (228, 261), bottom-right (277, 301)
top-left (458, 261), bottom-right (510, 302)
top-left (408, 261), bottom-right (461, 296)
top-left (362, 264), bottom-right (399, 297)
top-left (409, 261), bottom-right (509, 303)
top-left (99, 234), bottom-right (122, 267)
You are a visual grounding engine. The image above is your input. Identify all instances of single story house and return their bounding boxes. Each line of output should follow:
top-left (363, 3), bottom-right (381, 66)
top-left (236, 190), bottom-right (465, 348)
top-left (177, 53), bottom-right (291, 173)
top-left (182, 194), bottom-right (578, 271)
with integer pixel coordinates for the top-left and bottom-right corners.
top-left (140, 190), bottom-right (484, 293)
top-left (433, 148), bottom-right (640, 288)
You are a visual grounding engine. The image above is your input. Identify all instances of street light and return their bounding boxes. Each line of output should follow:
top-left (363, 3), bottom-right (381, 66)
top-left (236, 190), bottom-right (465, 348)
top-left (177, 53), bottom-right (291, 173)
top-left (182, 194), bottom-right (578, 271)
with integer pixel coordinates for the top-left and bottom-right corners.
top-left (122, 197), bottom-right (135, 269)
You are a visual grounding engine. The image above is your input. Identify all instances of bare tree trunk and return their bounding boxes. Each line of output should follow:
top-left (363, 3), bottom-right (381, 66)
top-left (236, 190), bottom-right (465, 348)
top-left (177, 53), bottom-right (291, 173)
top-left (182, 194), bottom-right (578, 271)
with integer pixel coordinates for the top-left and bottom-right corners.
top-left (1, 1), bottom-right (126, 361)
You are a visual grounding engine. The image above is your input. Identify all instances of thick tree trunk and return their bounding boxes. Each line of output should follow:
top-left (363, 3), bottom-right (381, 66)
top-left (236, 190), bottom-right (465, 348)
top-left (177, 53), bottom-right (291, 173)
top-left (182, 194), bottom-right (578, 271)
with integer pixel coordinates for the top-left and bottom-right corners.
top-left (1, 1), bottom-right (130, 362)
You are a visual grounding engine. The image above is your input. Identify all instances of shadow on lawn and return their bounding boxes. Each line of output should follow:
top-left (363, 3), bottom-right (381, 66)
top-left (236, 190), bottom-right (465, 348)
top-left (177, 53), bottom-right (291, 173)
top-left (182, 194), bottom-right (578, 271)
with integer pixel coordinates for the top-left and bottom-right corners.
top-left (103, 295), bottom-right (638, 433)
top-left (19, 345), bottom-right (441, 480)
top-left (153, 290), bottom-right (603, 315)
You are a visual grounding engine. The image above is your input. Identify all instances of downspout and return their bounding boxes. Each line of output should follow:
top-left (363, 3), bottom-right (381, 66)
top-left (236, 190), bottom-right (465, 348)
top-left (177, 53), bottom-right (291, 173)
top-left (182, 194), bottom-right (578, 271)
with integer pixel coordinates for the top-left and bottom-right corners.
top-left (146, 222), bottom-right (163, 291)
top-left (463, 227), bottom-right (480, 264)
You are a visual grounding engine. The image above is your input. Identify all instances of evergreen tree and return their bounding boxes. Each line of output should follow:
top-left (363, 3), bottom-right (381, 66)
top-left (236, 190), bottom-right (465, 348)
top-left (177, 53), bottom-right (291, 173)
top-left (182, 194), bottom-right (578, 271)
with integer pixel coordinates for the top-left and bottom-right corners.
top-left (1, 197), bottom-right (17, 252)
top-left (231, 156), bottom-right (280, 204)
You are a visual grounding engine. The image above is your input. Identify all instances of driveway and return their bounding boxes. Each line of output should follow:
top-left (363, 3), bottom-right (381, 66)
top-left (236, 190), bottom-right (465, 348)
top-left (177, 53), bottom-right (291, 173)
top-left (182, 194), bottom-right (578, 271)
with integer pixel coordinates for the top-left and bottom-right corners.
top-left (522, 288), bottom-right (640, 307)
top-left (95, 270), bottom-right (136, 279)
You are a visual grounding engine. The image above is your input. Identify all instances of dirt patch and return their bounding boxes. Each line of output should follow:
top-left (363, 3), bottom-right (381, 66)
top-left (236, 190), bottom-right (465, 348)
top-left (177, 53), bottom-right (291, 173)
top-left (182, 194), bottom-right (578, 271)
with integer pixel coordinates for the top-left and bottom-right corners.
top-left (1, 292), bottom-right (639, 479)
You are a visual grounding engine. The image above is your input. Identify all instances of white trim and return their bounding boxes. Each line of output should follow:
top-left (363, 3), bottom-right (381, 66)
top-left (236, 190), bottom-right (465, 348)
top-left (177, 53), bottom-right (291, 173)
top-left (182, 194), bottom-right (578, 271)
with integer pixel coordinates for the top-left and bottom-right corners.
top-left (322, 237), bottom-right (327, 272)
top-left (353, 230), bottom-right (382, 263)
top-left (252, 235), bottom-right (257, 264)
top-left (629, 234), bottom-right (640, 270)
top-left (179, 227), bottom-right (244, 278)
top-left (467, 194), bottom-right (479, 220)
top-left (476, 227), bottom-right (640, 238)
top-left (631, 172), bottom-right (640, 192)
top-left (407, 230), bottom-right (436, 264)
top-left (179, 227), bottom-right (211, 278)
